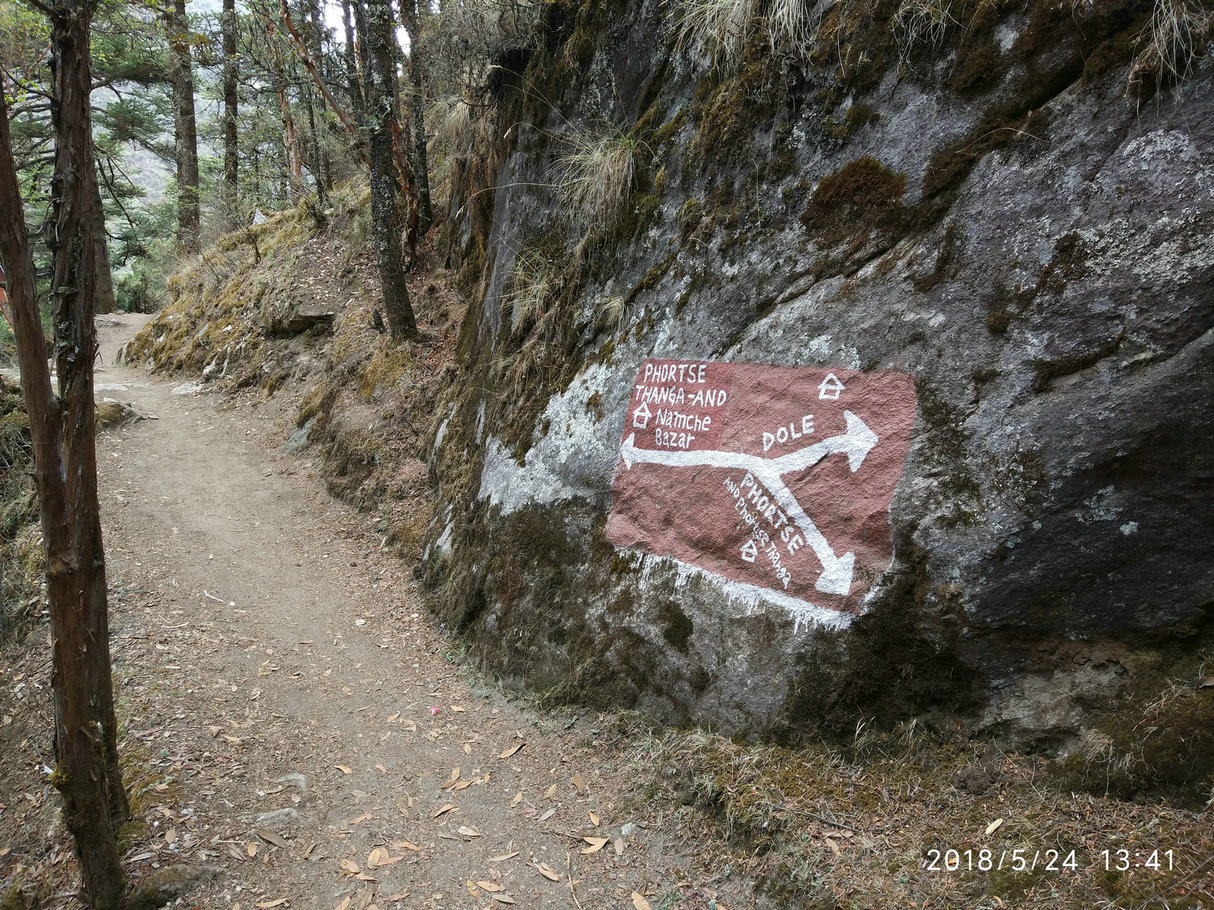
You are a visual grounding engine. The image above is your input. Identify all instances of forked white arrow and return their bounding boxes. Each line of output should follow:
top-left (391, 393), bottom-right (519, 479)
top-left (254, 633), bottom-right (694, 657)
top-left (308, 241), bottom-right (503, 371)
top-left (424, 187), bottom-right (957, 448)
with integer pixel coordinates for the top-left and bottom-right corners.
top-left (619, 410), bottom-right (878, 595)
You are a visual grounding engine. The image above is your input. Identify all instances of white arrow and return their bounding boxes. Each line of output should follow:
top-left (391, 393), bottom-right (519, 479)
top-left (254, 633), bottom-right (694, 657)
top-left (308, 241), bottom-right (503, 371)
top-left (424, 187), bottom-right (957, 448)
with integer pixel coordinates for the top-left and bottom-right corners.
top-left (619, 410), bottom-right (878, 595)
top-left (769, 410), bottom-right (878, 475)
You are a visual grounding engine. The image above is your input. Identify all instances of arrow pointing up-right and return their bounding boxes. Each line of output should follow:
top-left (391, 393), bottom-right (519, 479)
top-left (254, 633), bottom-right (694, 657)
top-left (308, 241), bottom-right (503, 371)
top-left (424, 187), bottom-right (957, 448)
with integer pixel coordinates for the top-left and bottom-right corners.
top-left (842, 410), bottom-right (878, 472)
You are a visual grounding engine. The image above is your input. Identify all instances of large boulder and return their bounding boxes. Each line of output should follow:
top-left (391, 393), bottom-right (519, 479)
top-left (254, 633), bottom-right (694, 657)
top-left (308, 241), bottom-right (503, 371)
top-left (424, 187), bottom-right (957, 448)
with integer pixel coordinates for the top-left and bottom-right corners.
top-left (425, 0), bottom-right (1214, 749)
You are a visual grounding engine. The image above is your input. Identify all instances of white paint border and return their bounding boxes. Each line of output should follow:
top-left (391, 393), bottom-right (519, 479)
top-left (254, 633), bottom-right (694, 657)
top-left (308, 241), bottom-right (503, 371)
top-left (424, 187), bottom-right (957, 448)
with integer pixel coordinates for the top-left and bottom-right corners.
top-left (632, 550), bottom-right (857, 634)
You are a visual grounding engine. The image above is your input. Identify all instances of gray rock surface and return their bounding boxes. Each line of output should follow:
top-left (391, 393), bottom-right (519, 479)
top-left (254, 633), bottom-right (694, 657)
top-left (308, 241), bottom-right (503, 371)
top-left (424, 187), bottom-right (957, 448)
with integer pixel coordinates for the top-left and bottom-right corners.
top-left (424, 1), bottom-right (1214, 745)
top-left (281, 416), bottom-right (317, 455)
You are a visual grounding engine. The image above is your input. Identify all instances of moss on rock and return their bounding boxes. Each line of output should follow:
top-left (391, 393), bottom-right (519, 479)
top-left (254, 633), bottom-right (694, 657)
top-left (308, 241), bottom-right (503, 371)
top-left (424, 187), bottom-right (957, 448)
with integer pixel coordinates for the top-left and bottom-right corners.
top-left (801, 155), bottom-right (907, 246)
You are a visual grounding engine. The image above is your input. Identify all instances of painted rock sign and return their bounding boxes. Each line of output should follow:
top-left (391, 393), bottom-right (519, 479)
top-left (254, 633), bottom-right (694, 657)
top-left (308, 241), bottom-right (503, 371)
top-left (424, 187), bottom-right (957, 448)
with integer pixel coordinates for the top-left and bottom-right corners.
top-left (606, 360), bottom-right (916, 616)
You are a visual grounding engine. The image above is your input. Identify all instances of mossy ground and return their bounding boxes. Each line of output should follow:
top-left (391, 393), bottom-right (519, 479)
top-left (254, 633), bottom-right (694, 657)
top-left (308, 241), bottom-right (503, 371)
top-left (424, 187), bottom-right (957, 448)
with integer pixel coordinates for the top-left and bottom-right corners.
top-left (1053, 640), bottom-right (1214, 810)
top-left (635, 718), bottom-right (1213, 908)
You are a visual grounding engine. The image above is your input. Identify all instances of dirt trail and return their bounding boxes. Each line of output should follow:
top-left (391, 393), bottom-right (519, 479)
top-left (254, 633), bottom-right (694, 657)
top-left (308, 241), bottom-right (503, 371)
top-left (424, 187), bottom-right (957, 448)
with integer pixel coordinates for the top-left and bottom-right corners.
top-left (1, 314), bottom-right (749, 910)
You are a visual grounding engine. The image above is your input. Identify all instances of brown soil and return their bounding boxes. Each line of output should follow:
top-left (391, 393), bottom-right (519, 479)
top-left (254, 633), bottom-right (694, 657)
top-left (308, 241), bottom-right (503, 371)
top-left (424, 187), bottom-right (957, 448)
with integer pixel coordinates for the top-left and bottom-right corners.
top-left (0, 313), bottom-right (749, 910)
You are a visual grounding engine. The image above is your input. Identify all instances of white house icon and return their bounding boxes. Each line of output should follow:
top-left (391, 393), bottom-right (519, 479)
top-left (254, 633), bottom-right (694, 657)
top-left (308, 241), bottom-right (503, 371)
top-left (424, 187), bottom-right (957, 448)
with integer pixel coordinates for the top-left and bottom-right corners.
top-left (818, 373), bottom-right (845, 401)
top-left (740, 539), bottom-right (758, 563)
top-left (632, 401), bottom-right (652, 429)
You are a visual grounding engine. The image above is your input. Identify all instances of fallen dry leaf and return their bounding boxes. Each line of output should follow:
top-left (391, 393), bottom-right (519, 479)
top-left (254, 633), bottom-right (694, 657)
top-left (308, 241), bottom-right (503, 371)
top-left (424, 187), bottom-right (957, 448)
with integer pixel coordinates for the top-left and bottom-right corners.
top-left (368, 847), bottom-right (388, 867)
top-left (457, 825), bottom-right (481, 838)
top-left (533, 861), bottom-right (561, 882)
top-left (340, 858), bottom-right (360, 874)
top-left (589, 812), bottom-right (600, 827)
top-left (510, 792), bottom-right (523, 806)
top-left (489, 851), bottom-right (520, 862)
top-left (335, 764), bottom-right (352, 775)
top-left (450, 705), bottom-right (466, 713)
top-left (571, 772), bottom-right (587, 795)
top-left (256, 828), bottom-right (289, 849)
top-left (477, 881), bottom-right (503, 892)
top-left (631, 892), bottom-right (652, 910)
top-left (490, 895), bottom-right (515, 905)
top-left (581, 836), bottom-right (609, 854)
top-left (256, 900), bottom-right (288, 908)
top-left (433, 804), bottom-right (456, 818)
top-left (392, 840), bottom-right (421, 852)
top-left (441, 767), bottom-right (461, 789)
top-left (499, 743), bottom-right (524, 759)
top-left (985, 818), bottom-right (1004, 835)
top-left (246, 843), bottom-right (258, 858)
top-left (614, 837), bottom-right (624, 856)
top-left (387, 713), bottom-right (400, 723)
top-left (543, 783), bottom-right (558, 799)
top-left (335, 898), bottom-right (351, 910)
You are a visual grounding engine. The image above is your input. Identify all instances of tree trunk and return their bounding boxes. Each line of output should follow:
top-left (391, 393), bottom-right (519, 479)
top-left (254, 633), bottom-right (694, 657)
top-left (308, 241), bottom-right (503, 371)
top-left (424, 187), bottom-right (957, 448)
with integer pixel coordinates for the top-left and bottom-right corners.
top-left (222, 0), bottom-right (239, 227)
top-left (0, 5), bottom-right (127, 906)
top-left (357, 0), bottom-right (418, 341)
top-left (274, 122), bottom-right (290, 205)
top-left (166, 0), bottom-right (200, 252)
top-left (400, 0), bottom-right (432, 233)
top-left (90, 175), bottom-right (116, 314)
top-left (298, 0), bottom-right (329, 198)
top-left (300, 71), bottom-right (325, 205)
top-left (305, 0), bottom-right (334, 191)
top-left (279, 86), bottom-right (304, 199)
top-left (341, 0), bottom-right (365, 122)
top-left (279, 0), bottom-right (367, 167)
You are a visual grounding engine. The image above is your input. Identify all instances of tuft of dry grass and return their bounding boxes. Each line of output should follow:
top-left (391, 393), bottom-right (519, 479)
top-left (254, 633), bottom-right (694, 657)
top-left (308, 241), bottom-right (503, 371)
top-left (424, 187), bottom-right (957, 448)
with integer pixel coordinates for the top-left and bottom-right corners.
top-left (669, 0), bottom-right (830, 68)
top-left (669, 0), bottom-right (758, 70)
top-left (594, 293), bottom-right (629, 335)
top-left (502, 247), bottom-right (559, 328)
top-left (554, 129), bottom-right (639, 231)
top-left (664, 0), bottom-right (1210, 93)
top-left (766, 0), bottom-right (830, 58)
top-left (893, 0), bottom-right (956, 67)
top-left (1132, 0), bottom-right (1213, 87)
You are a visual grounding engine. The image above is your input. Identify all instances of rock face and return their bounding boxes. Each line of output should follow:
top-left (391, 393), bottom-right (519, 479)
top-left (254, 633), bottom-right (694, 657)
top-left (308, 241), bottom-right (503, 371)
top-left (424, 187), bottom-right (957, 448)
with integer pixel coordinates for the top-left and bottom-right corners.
top-left (425, 0), bottom-right (1214, 745)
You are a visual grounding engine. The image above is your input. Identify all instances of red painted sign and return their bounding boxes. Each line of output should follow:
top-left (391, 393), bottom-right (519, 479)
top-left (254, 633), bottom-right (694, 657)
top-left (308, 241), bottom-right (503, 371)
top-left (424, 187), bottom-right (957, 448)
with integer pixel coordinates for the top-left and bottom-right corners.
top-left (606, 360), bottom-right (916, 614)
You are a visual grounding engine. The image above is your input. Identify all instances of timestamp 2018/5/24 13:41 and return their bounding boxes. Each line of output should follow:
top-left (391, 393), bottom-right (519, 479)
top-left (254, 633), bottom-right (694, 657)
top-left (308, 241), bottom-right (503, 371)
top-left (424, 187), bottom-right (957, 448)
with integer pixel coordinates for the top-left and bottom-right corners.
top-left (923, 847), bottom-right (1177, 873)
